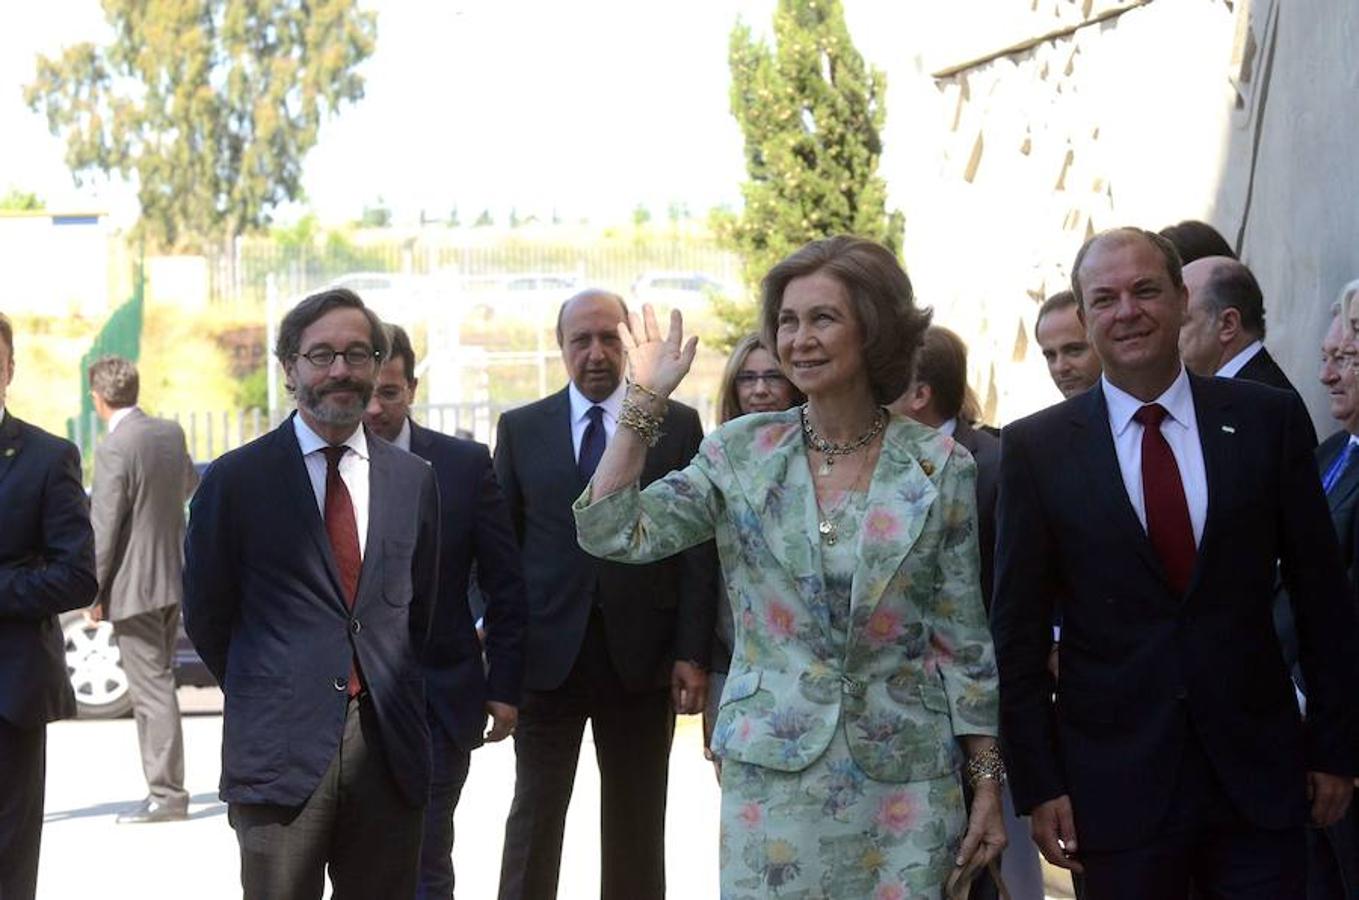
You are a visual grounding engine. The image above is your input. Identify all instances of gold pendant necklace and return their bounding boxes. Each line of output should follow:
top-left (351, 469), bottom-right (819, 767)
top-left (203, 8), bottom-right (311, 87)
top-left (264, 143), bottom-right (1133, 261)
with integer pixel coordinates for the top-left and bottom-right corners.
top-left (802, 405), bottom-right (886, 477)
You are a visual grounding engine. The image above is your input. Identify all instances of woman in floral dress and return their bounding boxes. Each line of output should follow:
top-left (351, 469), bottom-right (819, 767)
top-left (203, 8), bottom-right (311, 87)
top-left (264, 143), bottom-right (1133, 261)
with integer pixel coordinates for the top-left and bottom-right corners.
top-left (575, 236), bottom-right (1005, 898)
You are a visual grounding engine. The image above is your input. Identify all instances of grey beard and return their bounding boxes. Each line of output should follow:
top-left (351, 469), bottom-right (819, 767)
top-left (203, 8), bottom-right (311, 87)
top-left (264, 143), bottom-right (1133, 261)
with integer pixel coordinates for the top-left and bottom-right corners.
top-left (297, 382), bottom-right (371, 426)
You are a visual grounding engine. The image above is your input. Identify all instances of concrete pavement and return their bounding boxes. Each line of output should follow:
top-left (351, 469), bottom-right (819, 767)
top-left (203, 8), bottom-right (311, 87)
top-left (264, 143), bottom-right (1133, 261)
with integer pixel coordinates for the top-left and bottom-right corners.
top-left (36, 687), bottom-right (721, 899)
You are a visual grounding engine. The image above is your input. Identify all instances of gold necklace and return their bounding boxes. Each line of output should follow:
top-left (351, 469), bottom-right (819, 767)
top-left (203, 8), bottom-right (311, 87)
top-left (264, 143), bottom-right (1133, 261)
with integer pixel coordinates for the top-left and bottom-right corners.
top-left (814, 449), bottom-right (873, 546)
top-left (802, 405), bottom-right (887, 477)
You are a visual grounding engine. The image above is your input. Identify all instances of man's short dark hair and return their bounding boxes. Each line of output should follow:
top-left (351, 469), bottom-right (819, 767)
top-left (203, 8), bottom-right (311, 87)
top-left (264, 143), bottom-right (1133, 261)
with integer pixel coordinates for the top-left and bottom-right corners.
top-left (555, 290), bottom-right (630, 346)
top-left (1035, 290), bottom-right (1079, 332)
top-left (913, 326), bottom-right (970, 422)
top-left (0, 312), bottom-right (11, 355)
top-left (1072, 228), bottom-right (1184, 308)
top-left (88, 355), bottom-right (140, 407)
top-left (383, 323), bottom-right (417, 385)
top-left (1158, 220), bottom-right (1236, 265)
top-left (1199, 259), bottom-right (1267, 339)
top-left (275, 287), bottom-right (388, 365)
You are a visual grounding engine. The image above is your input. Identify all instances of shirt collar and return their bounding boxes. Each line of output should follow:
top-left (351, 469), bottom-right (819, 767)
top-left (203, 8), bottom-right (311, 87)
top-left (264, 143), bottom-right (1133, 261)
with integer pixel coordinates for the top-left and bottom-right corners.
top-left (568, 379), bottom-right (626, 424)
top-left (938, 417), bottom-right (958, 437)
top-left (1103, 366), bottom-right (1195, 436)
top-left (393, 417), bottom-right (412, 452)
top-left (292, 413), bottom-right (370, 460)
top-left (108, 405), bottom-right (137, 434)
top-left (1215, 340), bottom-right (1265, 379)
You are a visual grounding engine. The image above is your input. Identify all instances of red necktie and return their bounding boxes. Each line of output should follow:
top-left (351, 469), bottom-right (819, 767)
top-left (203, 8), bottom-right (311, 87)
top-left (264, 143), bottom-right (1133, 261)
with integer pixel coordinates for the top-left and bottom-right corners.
top-left (322, 446), bottom-right (363, 696)
top-left (1132, 404), bottom-right (1196, 595)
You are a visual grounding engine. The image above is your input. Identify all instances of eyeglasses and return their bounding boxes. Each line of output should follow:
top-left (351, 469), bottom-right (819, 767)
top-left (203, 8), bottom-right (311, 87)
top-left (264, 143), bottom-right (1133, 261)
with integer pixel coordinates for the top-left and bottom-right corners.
top-left (734, 371), bottom-right (788, 388)
top-left (295, 346), bottom-right (380, 369)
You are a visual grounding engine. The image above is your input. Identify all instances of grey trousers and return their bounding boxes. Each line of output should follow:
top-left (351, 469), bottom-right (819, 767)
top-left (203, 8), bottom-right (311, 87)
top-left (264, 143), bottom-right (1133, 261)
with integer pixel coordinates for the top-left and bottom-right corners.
top-left (229, 694), bottom-right (425, 900)
top-left (114, 605), bottom-right (187, 807)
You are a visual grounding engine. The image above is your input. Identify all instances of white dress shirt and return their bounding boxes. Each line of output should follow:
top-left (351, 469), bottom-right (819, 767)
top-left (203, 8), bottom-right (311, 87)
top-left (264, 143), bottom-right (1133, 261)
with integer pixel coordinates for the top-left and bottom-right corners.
top-left (1214, 340), bottom-right (1264, 379)
top-left (938, 417), bottom-right (958, 437)
top-left (568, 380), bottom-right (625, 462)
top-left (1102, 367), bottom-right (1209, 546)
top-left (293, 415), bottom-right (370, 558)
top-left (107, 405), bottom-right (137, 434)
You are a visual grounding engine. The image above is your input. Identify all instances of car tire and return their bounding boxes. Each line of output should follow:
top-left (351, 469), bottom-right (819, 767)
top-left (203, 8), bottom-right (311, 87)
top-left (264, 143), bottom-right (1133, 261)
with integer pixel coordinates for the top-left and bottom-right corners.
top-left (60, 611), bottom-right (133, 719)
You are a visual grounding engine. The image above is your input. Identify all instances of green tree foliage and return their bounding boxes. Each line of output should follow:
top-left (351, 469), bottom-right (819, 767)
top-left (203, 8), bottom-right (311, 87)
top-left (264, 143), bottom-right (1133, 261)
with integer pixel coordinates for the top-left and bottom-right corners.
top-left (717, 0), bottom-right (903, 344)
top-left (25, 0), bottom-right (377, 252)
top-left (361, 197), bottom-right (392, 228)
top-left (0, 188), bottom-right (44, 211)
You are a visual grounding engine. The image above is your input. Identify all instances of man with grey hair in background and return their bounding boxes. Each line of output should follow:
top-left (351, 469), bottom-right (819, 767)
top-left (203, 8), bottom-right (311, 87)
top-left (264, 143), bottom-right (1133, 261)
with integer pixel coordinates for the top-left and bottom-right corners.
top-left (87, 355), bottom-right (198, 823)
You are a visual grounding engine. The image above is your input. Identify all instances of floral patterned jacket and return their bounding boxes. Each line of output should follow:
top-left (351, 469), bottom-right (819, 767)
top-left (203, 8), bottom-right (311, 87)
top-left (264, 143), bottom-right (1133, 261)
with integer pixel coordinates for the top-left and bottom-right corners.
top-left (574, 409), bottom-right (998, 782)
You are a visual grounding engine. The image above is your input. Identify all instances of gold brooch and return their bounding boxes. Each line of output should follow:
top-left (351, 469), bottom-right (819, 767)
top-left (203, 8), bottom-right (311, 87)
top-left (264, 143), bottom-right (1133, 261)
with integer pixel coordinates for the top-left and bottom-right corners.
top-left (919, 459), bottom-right (934, 476)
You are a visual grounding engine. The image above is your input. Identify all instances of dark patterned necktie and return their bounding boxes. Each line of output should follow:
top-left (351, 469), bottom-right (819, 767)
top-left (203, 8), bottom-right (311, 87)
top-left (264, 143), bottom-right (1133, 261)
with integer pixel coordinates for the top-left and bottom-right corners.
top-left (322, 445), bottom-right (362, 696)
top-left (578, 406), bottom-right (606, 481)
top-left (1133, 404), bottom-right (1196, 595)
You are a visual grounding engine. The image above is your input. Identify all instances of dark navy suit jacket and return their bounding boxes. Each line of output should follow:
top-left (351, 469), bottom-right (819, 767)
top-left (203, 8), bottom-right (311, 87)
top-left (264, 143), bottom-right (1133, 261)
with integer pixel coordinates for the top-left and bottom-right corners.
top-left (493, 388), bottom-right (716, 693)
top-left (183, 416), bottom-right (440, 807)
top-left (0, 412), bottom-right (97, 729)
top-left (993, 374), bottom-right (1359, 852)
top-left (408, 421), bottom-right (526, 752)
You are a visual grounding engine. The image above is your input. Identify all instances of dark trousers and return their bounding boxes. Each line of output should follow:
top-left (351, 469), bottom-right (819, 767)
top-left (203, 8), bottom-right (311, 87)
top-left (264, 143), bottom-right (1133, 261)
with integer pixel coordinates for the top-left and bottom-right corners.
top-left (1304, 804), bottom-right (1359, 899)
top-left (229, 694), bottom-right (425, 900)
top-left (416, 724), bottom-right (472, 900)
top-left (0, 718), bottom-right (45, 900)
top-left (498, 610), bottom-right (674, 900)
top-left (1080, 732), bottom-right (1306, 900)
top-left (114, 605), bottom-right (187, 807)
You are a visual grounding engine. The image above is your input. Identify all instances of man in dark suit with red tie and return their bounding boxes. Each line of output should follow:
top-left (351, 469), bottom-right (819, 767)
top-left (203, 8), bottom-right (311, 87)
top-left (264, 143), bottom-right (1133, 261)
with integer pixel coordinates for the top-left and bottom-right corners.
top-left (493, 289), bottom-right (716, 900)
top-left (0, 313), bottom-right (98, 900)
top-left (184, 289), bottom-right (440, 898)
top-left (992, 228), bottom-right (1359, 899)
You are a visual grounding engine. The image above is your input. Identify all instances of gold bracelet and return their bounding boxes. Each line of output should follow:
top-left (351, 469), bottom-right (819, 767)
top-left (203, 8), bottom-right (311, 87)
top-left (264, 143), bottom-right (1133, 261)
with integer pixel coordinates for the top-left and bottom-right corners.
top-left (629, 381), bottom-right (662, 401)
top-left (965, 744), bottom-right (1007, 788)
top-left (619, 397), bottom-right (665, 447)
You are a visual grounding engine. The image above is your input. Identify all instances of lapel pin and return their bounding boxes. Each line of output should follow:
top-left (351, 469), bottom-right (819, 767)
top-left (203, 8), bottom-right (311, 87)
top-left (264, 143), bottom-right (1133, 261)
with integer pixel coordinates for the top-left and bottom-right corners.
top-left (1221, 425), bottom-right (1236, 434)
top-left (919, 459), bottom-right (934, 476)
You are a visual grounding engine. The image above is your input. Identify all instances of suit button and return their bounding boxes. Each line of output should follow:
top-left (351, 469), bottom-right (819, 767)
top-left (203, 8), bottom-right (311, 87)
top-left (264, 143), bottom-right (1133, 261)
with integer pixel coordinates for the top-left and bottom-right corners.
top-left (333, 677), bottom-right (347, 692)
top-left (350, 619), bottom-right (361, 634)
top-left (1174, 687), bottom-right (1188, 701)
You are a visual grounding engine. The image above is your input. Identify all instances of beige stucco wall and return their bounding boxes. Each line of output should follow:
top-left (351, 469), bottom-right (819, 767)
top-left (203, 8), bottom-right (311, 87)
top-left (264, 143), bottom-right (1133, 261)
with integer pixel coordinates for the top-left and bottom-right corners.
top-left (849, 0), bottom-right (1356, 430)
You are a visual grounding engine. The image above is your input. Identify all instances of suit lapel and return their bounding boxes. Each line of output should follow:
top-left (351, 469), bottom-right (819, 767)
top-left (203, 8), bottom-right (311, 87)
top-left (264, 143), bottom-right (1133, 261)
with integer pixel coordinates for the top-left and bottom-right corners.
top-left (1184, 376), bottom-right (1246, 600)
top-left (1320, 434), bottom-right (1359, 513)
top-left (541, 389), bottom-right (583, 491)
top-left (0, 413), bottom-right (23, 490)
top-left (273, 415), bottom-right (349, 611)
top-left (850, 416), bottom-right (940, 613)
top-left (1070, 388), bottom-right (1169, 589)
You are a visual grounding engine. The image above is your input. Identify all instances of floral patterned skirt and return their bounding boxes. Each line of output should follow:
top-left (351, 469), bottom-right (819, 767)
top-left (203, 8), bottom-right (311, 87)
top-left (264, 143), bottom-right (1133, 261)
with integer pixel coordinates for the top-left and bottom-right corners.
top-left (718, 726), bottom-right (966, 899)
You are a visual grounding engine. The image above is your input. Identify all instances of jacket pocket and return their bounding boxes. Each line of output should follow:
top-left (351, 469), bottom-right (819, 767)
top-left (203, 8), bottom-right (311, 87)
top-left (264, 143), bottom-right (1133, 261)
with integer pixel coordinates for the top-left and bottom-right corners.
top-left (720, 669), bottom-right (761, 706)
top-left (222, 675), bottom-right (291, 783)
top-left (918, 680), bottom-right (951, 714)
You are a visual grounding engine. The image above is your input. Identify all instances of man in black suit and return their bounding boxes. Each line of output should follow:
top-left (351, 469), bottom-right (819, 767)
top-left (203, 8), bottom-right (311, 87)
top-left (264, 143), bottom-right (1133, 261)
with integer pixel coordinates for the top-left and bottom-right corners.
top-left (183, 289), bottom-right (440, 899)
top-left (1179, 256), bottom-right (1317, 446)
top-left (0, 313), bottom-right (98, 900)
top-left (364, 322), bottom-right (527, 899)
top-left (993, 228), bottom-right (1359, 899)
top-left (494, 289), bottom-right (716, 900)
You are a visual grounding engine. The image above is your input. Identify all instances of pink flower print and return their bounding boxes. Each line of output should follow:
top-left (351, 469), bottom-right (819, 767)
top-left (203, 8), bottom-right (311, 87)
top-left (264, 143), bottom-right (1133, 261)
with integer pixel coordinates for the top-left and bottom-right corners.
top-left (863, 507), bottom-right (902, 544)
top-left (863, 607), bottom-right (906, 649)
top-left (764, 600), bottom-right (798, 639)
top-left (874, 790), bottom-right (920, 837)
top-left (738, 718), bottom-right (754, 741)
top-left (755, 423), bottom-right (794, 453)
top-left (737, 802), bottom-right (763, 830)
top-left (924, 631), bottom-right (956, 676)
top-left (874, 884), bottom-right (907, 900)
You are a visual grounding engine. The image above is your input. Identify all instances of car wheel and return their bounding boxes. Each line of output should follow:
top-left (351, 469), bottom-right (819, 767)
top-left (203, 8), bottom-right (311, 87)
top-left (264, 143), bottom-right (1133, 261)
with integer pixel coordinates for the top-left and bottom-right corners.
top-left (60, 611), bottom-right (133, 719)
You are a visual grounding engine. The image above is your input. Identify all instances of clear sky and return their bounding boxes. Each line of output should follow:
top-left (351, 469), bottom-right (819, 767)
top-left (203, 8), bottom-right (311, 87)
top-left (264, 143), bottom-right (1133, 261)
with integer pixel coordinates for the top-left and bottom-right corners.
top-left (1, 0), bottom-right (789, 228)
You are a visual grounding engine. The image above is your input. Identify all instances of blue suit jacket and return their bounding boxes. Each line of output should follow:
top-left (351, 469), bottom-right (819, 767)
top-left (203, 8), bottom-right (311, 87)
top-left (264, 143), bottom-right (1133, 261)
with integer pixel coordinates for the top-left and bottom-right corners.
top-left (993, 374), bottom-right (1359, 852)
top-left (183, 416), bottom-right (441, 807)
top-left (408, 421), bottom-right (526, 751)
top-left (0, 412), bottom-right (97, 729)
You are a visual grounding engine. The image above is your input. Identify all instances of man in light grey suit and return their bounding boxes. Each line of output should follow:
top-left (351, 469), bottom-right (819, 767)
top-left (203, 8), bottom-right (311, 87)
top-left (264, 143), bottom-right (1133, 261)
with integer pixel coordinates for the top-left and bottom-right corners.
top-left (87, 356), bottom-right (198, 823)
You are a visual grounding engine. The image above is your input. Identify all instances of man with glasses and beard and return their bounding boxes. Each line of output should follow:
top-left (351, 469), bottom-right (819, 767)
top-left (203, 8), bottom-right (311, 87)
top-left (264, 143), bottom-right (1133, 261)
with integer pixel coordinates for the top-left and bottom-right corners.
top-left (183, 288), bottom-right (440, 899)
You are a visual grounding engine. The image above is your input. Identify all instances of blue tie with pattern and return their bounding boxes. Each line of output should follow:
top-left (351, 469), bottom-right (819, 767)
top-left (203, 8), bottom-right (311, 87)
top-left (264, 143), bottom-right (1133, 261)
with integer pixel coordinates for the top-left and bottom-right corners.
top-left (577, 405), bottom-right (606, 481)
top-left (1323, 440), bottom-right (1356, 495)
